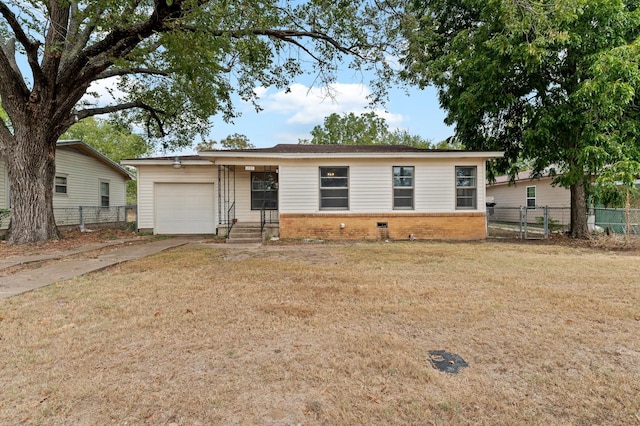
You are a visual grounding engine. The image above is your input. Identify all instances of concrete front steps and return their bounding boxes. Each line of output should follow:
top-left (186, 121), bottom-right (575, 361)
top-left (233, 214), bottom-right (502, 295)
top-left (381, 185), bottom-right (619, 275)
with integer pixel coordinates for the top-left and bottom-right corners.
top-left (226, 223), bottom-right (263, 244)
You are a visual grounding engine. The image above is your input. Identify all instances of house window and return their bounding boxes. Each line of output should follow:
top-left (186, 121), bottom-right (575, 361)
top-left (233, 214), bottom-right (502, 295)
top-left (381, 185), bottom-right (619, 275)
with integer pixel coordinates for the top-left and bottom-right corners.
top-left (320, 167), bottom-right (349, 210)
top-left (526, 186), bottom-right (536, 209)
top-left (54, 176), bottom-right (68, 194)
top-left (455, 166), bottom-right (477, 209)
top-left (251, 172), bottom-right (278, 210)
top-left (393, 166), bottom-right (414, 209)
top-left (100, 181), bottom-right (110, 207)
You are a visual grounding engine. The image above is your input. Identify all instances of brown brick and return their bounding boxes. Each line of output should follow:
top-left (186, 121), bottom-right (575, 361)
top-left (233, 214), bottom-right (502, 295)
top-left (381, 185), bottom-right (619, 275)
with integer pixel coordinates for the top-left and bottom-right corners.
top-left (279, 213), bottom-right (487, 240)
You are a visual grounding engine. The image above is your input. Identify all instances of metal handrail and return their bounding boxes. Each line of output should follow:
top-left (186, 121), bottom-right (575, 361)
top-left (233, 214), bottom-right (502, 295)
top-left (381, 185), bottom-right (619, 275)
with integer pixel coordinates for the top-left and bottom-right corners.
top-left (260, 202), bottom-right (267, 234)
top-left (226, 202), bottom-right (236, 237)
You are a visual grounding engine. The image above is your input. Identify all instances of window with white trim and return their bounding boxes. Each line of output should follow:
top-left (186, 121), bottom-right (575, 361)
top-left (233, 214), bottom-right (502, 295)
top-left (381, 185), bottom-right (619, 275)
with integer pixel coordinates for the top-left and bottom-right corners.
top-left (455, 166), bottom-right (477, 209)
top-left (393, 166), bottom-right (414, 209)
top-left (526, 186), bottom-right (536, 209)
top-left (100, 181), bottom-right (110, 207)
top-left (320, 167), bottom-right (349, 210)
top-left (251, 171), bottom-right (278, 210)
top-left (54, 175), bottom-right (68, 195)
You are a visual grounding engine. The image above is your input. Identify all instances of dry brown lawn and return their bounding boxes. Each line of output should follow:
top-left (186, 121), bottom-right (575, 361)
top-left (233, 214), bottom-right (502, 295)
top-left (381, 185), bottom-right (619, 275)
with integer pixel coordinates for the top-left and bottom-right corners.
top-left (1, 240), bottom-right (639, 425)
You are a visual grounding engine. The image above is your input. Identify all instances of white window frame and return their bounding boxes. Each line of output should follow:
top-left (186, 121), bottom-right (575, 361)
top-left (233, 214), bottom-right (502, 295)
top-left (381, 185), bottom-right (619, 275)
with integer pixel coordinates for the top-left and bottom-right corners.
top-left (526, 186), bottom-right (536, 209)
top-left (251, 171), bottom-right (278, 210)
top-left (54, 175), bottom-right (68, 195)
top-left (393, 166), bottom-right (414, 210)
top-left (319, 166), bottom-right (349, 210)
top-left (455, 166), bottom-right (477, 210)
top-left (100, 180), bottom-right (110, 207)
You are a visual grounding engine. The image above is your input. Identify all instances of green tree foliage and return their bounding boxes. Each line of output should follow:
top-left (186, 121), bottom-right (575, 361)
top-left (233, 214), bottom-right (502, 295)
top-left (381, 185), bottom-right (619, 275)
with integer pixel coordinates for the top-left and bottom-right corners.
top-left (63, 117), bottom-right (152, 163)
top-left (0, 0), bottom-right (405, 244)
top-left (62, 117), bottom-right (153, 203)
top-left (300, 112), bottom-right (432, 147)
top-left (196, 133), bottom-right (255, 151)
top-left (401, 0), bottom-right (640, 238)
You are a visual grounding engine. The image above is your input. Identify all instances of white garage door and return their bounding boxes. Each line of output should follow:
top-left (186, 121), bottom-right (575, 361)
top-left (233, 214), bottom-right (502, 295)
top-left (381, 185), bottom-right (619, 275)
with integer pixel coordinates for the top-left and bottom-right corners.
top-left (155, 183), bottom-right (216, 234)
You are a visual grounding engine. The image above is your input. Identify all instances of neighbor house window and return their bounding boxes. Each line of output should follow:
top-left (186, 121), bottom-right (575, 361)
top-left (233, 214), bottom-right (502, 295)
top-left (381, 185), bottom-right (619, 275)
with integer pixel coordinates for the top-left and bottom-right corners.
top-left (54, 175), bottom-right (68, 194)
top-left (393, 166), bottom-right (414, 209)
top-left (526, 186), bottom-right (536, 209)
top-left (251, 171), bottom-right (278, 210)
top-left (455, 166), bottom-right (477, 209)
top-left (100, 181), bottom-right (110, 207)
top-left (320, 167), bottom-right (349, 209)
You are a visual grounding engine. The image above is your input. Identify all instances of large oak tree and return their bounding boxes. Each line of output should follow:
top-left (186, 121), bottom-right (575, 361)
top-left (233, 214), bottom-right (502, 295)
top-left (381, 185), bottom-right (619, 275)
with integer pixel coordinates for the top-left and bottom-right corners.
top-left (0, 0), bottom-right (405, 244)
top-left (401, 0), bottom-right (640, 238)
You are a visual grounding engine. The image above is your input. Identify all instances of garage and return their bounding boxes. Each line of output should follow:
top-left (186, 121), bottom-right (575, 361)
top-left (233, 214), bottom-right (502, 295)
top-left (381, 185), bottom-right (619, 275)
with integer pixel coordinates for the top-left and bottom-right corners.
top-left (154, 183), bottom-right (216, 234)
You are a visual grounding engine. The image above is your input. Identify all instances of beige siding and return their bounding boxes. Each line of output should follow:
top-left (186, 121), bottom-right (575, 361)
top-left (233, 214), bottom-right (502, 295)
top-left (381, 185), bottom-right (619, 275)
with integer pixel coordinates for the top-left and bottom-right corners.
top-left (136, 165), bottom-right (216, 230)
top-left (487, 177), bottom-right (570, 207)
top-left (278, 164), bottom-right (318, 213)
top-left (1, 150), bottom-right (128, 229)
top-left (487, 177), bottom-right (571, 225)
top-left (53, 147), bottom-right (127, 208)
top-left (279, 158), bottom-right (488, 214)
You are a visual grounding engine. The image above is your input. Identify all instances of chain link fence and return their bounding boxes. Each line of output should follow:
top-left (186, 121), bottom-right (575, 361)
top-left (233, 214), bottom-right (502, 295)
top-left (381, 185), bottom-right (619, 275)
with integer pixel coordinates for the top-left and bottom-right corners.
top-left (486, 205), bottom-right (640, 239)
top-left (487, 206), bottom-right (569, 239)
top-left (1, 205), bottom-right (137, 230)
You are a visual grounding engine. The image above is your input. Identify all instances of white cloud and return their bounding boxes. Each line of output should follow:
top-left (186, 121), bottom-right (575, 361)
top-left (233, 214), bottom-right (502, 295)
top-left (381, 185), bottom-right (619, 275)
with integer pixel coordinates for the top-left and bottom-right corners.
top-left (258, 83), bottom-right (371, 124)
top-left (80, 77), bottom-right (127, 107)
top-left (255, 83), bottom-right (407, 131)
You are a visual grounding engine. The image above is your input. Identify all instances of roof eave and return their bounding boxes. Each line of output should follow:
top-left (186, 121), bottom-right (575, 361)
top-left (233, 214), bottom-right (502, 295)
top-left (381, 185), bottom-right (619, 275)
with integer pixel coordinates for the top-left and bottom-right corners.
top-left (199, 151), bottom-right (505, 161)
top-left (57, 140), bottom-right (135, 180)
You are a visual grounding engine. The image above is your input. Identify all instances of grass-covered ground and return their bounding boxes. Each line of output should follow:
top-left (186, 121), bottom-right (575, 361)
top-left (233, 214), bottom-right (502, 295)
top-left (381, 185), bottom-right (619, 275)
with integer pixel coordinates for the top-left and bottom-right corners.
top-left (1, 240), bottom-right (639, 425)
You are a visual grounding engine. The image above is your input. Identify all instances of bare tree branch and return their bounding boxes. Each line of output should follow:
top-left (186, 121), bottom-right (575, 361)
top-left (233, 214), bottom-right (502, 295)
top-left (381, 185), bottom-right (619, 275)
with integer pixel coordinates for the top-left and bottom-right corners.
top-left (60, 0), bottom-right (184, 92)
top-left (96, 68), bottom-right (170, 80)
top-left (0, 2), bottom-right (44, 84)
top-left (41, 2), bottom-right (70, 83)
top-left (0, 37), bottom-right (29, 100)
top-left (75, 101), bottom-right (166, 121)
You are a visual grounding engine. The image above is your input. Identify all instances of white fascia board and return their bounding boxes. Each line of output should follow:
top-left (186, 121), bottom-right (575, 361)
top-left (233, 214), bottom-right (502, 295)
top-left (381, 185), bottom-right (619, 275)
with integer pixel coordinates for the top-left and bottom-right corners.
top-left (121, 159), bottom-right (214, 166)
top-left (201, 151), bottom-right (505, 163)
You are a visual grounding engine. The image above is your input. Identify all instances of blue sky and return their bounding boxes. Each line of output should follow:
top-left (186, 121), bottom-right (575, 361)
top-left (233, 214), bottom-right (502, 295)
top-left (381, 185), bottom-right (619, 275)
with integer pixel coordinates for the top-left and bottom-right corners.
top-left (194, 82), bottom-right (454, 151)
top-left (4, 1), bottom-right (454, 155)
top-left (86, 68), bottom-right (453, 155)
top-left (7, 3), bottom-right (453, 155)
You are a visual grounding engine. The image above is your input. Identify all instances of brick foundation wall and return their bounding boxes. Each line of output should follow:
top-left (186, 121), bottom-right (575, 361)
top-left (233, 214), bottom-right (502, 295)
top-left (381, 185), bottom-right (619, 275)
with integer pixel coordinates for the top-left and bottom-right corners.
top-left (279, 212), bottom-right (487, 240)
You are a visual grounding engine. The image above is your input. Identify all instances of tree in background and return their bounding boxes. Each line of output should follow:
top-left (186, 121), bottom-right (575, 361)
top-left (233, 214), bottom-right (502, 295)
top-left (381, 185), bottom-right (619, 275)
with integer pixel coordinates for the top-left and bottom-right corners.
top-left (300, 112), bottom-right (432, 147)
top-left (62, 117), bottom-right (152, 204)
top-left (401, 0), bottom-right (640, 238)
top-left (196, 133), bottom-right (255, 151)
top-left (0, 0), bottom-right (406, 244)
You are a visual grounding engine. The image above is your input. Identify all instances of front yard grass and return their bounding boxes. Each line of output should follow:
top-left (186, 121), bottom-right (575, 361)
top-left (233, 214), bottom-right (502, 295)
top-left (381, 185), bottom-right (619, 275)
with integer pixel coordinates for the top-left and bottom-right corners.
top-left (1, 241), bottom-right (639, 425)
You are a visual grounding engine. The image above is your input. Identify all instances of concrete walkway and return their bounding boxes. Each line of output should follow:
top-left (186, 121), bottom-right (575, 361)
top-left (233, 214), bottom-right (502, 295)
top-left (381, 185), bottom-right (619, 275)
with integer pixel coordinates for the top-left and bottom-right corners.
top-left (0, 237), bottom-right (193, 300)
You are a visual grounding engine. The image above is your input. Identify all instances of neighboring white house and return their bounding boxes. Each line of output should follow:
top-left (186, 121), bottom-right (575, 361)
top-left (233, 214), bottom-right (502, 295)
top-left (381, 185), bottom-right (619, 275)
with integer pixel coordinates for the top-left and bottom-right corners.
top-left (1, 140), bottom-right (133, 229)
top-left (123, 144), bottom-right (503, 240)
top-left (486, 171), bottom-right (571, 226)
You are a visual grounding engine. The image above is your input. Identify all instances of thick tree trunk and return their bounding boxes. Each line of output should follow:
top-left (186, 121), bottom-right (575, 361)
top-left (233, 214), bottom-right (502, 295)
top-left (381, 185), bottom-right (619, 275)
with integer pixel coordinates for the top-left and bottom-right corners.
top-left (569, 179), bottom-right (589, 239)
top-left (5, 132), bottom-right (61, 244)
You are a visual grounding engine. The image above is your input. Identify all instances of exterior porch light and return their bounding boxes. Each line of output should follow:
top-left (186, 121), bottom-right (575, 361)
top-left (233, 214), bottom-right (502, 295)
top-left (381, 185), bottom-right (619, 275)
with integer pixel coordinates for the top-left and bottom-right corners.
top-left (172, 156), bottom-right (182, 169)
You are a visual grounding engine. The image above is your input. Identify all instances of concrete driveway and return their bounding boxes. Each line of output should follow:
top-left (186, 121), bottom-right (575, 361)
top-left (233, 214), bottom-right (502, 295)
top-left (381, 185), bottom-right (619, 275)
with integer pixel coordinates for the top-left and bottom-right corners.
top-left (0, 237), bottom-right (193, 300)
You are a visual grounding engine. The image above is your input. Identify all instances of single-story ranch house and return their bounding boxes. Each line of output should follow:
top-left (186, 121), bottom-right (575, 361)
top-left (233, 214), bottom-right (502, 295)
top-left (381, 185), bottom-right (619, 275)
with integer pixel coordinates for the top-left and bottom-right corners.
top-left (1, 140), bottom-right (133, 230)
top-left (122, 144), bottom-right (503, 240)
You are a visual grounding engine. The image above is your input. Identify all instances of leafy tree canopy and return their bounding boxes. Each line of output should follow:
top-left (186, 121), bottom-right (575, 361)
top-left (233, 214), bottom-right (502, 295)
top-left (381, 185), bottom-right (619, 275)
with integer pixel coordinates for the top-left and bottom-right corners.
top-left (0, 0), bottom-right (406, 244)
top-left (62, 117), bottom-right (153, 163)
top-left (401, 0), bottom-right (640, 237)
top-left (196, 133), bottom-right (255, 151)
top-left (299, 112), bottom-right (433, 147)
top-left (62, 117), bottom-right (152, 203)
